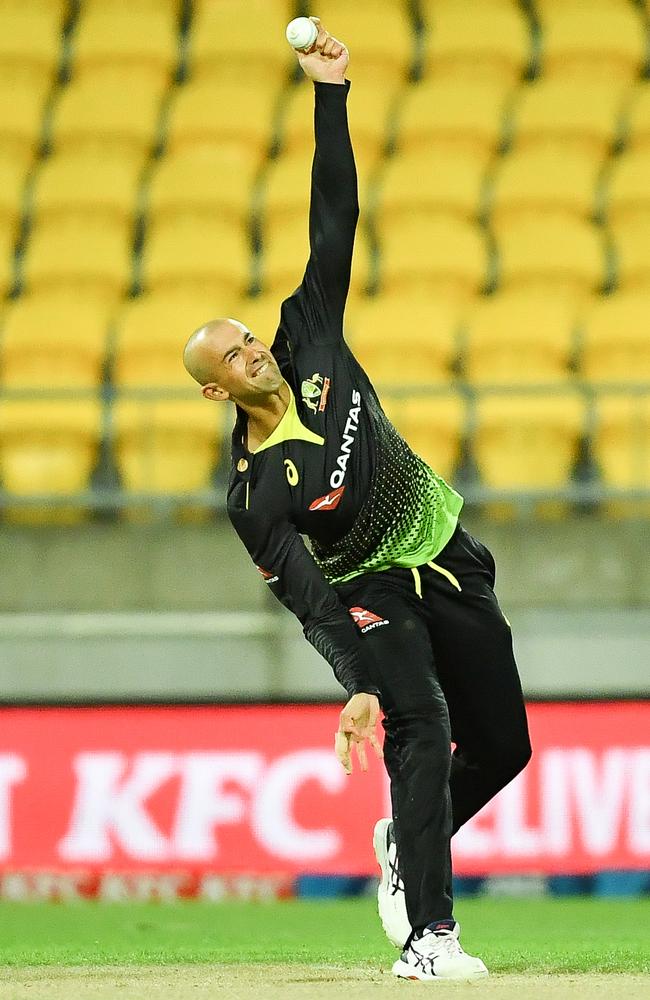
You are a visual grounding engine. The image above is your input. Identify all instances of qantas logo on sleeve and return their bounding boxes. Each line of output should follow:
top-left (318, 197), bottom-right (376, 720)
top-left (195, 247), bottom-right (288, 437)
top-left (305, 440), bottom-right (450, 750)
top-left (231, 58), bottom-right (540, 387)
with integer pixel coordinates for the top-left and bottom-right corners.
top-left (308, 486), bottom-right (345, 512)
top-left (349, 607), bottom-right (390, 633)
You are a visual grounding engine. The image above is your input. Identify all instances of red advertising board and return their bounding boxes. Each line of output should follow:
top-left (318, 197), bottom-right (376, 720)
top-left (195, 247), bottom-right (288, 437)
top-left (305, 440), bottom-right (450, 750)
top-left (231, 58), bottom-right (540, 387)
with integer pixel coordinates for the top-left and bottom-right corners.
top-left (0, 703), bottom-right (648, 881)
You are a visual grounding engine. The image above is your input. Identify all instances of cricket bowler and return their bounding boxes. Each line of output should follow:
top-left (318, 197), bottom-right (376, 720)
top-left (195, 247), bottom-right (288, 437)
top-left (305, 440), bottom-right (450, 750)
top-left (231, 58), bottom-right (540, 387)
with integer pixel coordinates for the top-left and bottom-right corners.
top-left (183, 18), bottom-right (532, 982)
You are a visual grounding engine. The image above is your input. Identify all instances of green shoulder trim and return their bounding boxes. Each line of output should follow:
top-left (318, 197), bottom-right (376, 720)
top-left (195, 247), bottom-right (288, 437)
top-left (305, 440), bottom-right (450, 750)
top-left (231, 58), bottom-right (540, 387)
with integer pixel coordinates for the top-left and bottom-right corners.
top-left (253, 387), bottom-right (324, 453)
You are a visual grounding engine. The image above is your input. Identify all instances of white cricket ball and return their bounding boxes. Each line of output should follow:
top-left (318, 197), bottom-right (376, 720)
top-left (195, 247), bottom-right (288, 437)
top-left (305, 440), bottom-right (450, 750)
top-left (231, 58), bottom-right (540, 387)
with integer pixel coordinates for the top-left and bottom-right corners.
top-left (286, 16), bottom-right (318, 52)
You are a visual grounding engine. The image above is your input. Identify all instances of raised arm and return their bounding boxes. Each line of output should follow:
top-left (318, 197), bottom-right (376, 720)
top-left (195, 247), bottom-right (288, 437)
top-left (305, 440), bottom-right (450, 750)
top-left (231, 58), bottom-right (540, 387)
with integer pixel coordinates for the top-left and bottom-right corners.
top-left (280, 20), bottom-right (359, 342)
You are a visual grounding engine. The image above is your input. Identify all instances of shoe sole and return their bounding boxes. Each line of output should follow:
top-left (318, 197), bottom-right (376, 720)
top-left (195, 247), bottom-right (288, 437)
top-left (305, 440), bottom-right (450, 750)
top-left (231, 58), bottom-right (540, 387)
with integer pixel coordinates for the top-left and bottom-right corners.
top-left (392, 958), bottom-right (489, 981)
top-left (373, 818), bottom-right (410, 949)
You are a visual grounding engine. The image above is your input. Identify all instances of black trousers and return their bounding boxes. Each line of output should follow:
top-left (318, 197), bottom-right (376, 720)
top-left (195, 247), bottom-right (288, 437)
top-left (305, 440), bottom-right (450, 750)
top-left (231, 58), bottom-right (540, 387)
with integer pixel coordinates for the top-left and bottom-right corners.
top-left (336, 523), bottom-right (532, 934)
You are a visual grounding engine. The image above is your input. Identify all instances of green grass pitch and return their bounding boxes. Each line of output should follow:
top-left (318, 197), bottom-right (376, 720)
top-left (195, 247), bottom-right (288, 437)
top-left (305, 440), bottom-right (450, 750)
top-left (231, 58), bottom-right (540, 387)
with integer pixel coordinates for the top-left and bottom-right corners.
top-left (0, 897), bottom-right (648, 973)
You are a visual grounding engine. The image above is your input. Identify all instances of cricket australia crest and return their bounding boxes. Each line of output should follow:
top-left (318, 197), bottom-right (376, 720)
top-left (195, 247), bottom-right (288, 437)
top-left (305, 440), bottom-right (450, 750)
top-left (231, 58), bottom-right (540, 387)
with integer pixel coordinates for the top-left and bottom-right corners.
top-left (301, 372), bottom-right (331, 413)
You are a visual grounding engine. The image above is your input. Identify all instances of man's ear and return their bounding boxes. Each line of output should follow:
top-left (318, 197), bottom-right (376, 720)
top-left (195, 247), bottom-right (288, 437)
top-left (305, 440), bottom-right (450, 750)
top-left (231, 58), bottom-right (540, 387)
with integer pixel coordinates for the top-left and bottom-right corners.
top-left (202, 383), bottom-right (229, 402)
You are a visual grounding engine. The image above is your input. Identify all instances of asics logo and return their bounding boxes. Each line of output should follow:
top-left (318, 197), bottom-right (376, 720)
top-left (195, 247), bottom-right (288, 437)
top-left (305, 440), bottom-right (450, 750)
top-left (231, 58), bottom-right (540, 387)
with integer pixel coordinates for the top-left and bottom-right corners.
top-left (308, 486), bottom-right (345, 512)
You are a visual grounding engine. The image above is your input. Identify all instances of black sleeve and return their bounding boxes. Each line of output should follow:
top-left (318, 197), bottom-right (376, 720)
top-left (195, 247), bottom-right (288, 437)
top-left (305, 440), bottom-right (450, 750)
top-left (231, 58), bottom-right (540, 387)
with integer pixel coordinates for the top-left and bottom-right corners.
top-left (229, 506), bottom-right (380, 700)
top-left (277, 80), bottom-right (359, 347)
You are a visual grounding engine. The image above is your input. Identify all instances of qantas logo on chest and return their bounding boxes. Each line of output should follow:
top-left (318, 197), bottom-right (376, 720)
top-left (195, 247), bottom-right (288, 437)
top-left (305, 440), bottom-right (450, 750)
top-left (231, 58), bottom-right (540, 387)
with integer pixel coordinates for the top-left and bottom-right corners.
top-left (308, 486), bottom-right (345, 512)
top-left (329, 390), bottom-right (361, 490)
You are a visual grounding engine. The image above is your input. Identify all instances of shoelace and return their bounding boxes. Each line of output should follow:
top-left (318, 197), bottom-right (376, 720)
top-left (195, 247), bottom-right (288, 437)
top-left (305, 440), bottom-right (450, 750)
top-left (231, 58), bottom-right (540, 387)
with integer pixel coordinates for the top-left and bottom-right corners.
top-left (388, 846), bottom-right (405, 896)
top-left (412, 929), bottom-right (463, 968)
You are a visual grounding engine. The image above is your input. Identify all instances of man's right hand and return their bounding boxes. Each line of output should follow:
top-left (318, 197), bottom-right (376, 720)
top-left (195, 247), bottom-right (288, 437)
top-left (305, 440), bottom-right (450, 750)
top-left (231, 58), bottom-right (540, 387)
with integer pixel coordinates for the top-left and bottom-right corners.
top-left (296, 17), bottom-right (349, 85)
top-left (335, 692), bottom-right (383, 775)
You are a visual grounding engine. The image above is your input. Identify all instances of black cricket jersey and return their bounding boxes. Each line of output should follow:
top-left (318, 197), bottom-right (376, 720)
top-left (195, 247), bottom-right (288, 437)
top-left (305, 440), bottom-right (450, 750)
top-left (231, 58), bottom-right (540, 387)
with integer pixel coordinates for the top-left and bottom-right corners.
top-left (227, 81), bottom-right (463, 698)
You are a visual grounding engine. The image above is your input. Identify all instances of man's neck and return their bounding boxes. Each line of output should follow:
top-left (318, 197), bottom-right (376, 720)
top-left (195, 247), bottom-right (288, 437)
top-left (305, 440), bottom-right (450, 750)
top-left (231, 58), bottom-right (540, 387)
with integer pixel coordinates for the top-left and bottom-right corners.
top-left (241, 381), bottom-right (291, 452)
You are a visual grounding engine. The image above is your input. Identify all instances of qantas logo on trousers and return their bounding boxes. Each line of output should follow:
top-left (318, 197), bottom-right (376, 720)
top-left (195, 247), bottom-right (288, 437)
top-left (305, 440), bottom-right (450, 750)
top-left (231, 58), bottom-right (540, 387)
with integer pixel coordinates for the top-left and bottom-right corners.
top-left (349, 607), bottom-right (390, 633)
top-left (308, 486), bottom-right (345, 512)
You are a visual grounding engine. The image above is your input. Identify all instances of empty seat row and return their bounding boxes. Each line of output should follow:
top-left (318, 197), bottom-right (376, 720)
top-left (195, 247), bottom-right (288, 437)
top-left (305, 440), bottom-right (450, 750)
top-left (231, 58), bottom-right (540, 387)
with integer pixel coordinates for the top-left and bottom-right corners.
top-left (1, 289), bottom-right (648, 391)
top-left (0, 392), bottom-right (648, 523)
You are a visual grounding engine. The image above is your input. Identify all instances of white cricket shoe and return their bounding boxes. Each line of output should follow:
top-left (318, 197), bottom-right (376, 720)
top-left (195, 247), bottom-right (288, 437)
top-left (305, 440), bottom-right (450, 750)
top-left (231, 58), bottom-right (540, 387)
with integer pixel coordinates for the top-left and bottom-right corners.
top-left (372, 817), bottom-right (412, 948)
top-left (392, 920), bottom-right (489, 981)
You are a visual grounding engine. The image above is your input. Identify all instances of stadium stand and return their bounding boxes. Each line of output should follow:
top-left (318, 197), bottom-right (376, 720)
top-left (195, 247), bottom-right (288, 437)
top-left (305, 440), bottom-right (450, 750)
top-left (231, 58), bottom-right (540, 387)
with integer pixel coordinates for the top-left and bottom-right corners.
top-left (581, 292), bottom-right (650, 384)
top-left (112, 398), bottom-right (224, 496)
top-left (0, 292), bottom-right (111, 389)
top-left (190, 0), bottom-right (294, 82)
top-left (112, 290), bottom-right (219, 388)
top-left (419, 0), bottom-right (532, 85)
top-left (0, 398), bottom-right (102, 523)
top-left (535, 0), bottom-right (646, 82)
top-left (23, 216), bottom-right (133, 300)
top-left (140, 215), bottom-right (250, 296)
top-left (71, 3), bottom-right (179, 76)
top-left (51, 66), bottom-right (168, 155)
top-left (494, 213), bottom-right (606, 301)
top-left (396, 77), bottom-right (510, 156)
top-left (473, 392), bottom-right (587, 518)
top-left (378, 214), bottom-right (489, 297)
top-left (489, 145), bottom-right (602, 223)
top-left (147, 144), bottom-right (259, 226)
top-left (31, 149), bottom-right (144, 226)
top-left (463, 291), bottom-right (576, 386)
top-left (0, 0), bottom-right (648, 518)
top-left (593, 393), bottom-right (650, 517)
top-left (348, 295), bottom-right (462, 387)
top-left (381, 393), bottom-right (466, 482)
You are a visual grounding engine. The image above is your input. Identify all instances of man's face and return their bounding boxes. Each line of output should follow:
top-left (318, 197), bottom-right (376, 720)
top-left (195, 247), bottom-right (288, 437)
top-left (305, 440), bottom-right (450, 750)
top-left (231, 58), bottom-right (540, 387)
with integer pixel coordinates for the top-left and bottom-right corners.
top-left (204, 321), bottom-right (283, 402)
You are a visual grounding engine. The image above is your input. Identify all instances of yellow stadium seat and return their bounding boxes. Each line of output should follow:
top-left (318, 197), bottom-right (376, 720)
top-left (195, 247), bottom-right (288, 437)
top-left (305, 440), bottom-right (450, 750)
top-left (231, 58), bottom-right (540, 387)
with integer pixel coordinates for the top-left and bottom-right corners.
top-left (464, 291), bottom-right (575, 385)
top-left (0, 152), bottom-right (27, 236)
top-left (147, 144), bottom-right (258, 226)
top-left (113, 398), bottom-right (224, 494)
top-left (0, 1), bottom-right (64, 77)
top-left (474, 392), bottom-right (586, 491)
top-left (0, 227), bottom-right (16, 297)
top-left (611, 215), bottom-right (650, 289)
top-left (397, 77), bottom-right (510, 157)
top-left (625, 81), bottom-right (650, 151)
top-left (0, 399), bottom-right (102, 524)
top-left (496, 213), bottom-right (606, 301)
top-left (377, 147), bottom-right (490, 223)
top-left (537, 0), bottom-right (645, 82)
top-left (420, 0), bottom-right (531, 85)
top-left (72, 5), bottom-right (178, 75)
top-left (52, 67), bottom-right (166, 155)
top-left (279, 76), bottom-right (394, 169)
top-left (379, 214), bottom-right (488, 298)
top-left (23, 216), bottom-right (133, 298)
top-left (113, 290), bottom-right (220, 388)
top-left (0, 292), bottom-right (112, 388)
top-left (607, 148), bottom-right (650, 225)
top-left (307, 0), bottom-right (414, 80)
top-left (490, 144), bottom-right (602, 223)
top-left (0, 71), bottom-right (50, 162)
top-left (230, 295), bottom-right (281, 348)
top-left (261, 215), bottom-right (370, 296)
top-left (190, 0), bottom-right (293, 81)
top-left (380, 394), bottom-right (465, 481)
top-left (165, 77), bottom-right (278, 154)
top-left (593, 394), bottom-right (650, 494)
top-left (262, 150), bottom-right (313, 224)
top-left (348, 294), bottom-right (462, 386)
top-left (513, 77), bottom-right (628, 157)
top-left (141, 215), bottom-right (250, 296)
top-left (582, 292), bottom-right (650, 383)
top-left (31, 149), bottom-right (143, 226)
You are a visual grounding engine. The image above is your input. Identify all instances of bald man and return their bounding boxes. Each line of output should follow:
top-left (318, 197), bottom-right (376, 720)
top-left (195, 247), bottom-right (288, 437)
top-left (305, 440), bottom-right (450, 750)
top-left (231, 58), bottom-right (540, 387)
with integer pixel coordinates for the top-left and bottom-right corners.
top-left (183, 21), bottom-right (530, 983)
